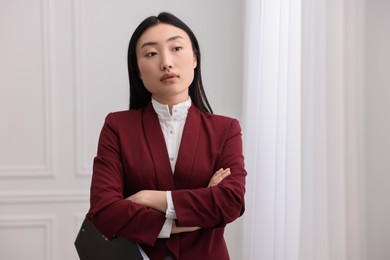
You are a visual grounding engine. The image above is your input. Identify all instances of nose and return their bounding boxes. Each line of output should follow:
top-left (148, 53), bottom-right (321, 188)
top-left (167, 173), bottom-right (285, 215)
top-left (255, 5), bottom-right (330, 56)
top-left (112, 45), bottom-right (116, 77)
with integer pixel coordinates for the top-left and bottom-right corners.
top-left (160, 53), bottom-right (173, 71)
top-left (161, 63), bottom-right (173, 71)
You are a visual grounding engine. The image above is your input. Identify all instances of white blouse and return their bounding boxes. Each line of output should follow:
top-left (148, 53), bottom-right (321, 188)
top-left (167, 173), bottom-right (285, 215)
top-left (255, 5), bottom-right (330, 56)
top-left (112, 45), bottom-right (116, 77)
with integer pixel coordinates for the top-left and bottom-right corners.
top-left (151, 97), bottom-right (192, 238)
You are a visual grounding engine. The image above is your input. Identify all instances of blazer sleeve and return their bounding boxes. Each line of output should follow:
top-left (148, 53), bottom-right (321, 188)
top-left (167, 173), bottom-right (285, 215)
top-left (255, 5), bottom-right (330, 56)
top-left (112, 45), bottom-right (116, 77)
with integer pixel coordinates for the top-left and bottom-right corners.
top-left (172, 118), bottom-right (246, 228)
top-left (86, 113), bottom-right (166, 246)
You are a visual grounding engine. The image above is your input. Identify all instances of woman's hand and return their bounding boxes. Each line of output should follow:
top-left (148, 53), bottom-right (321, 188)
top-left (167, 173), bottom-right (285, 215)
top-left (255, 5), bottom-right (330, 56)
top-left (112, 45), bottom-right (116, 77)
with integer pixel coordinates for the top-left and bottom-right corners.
top-left (171, 220), bottom-right (200, 234)
top-left (208, 168), bottom-right (231, 187)
top-left (126, 190), bottom-right (167, 213)
top-left (126, 168), bottom-right (230, 235)
top-left (127, 168), bottom-right (231, 210)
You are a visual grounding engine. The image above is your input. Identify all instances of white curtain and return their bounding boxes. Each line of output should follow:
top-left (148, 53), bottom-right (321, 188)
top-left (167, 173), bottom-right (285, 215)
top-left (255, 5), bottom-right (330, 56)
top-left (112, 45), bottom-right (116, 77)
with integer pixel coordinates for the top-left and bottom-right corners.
top-left (241, 0), bottom-right (301, 259)
top-left (300, 0), bottom-right (366, 259)
top-left (241, 0), bottom-right (365, 259)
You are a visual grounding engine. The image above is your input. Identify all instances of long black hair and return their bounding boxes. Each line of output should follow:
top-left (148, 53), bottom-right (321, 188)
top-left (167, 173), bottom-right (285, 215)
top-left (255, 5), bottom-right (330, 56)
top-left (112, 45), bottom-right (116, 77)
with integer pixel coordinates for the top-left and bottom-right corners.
top-left (127, 12), bottom-right (213, 114)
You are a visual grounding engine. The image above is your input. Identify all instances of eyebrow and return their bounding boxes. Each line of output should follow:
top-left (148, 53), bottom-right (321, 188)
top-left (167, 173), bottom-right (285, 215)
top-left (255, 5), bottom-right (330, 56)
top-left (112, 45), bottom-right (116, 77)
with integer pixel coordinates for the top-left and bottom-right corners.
top-left (141, 35), bottom-right (184, 49)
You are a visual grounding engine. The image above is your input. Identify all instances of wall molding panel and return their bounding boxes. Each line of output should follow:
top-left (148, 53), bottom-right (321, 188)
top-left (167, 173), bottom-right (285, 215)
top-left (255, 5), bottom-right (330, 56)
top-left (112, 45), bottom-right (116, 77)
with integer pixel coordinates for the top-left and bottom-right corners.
top-left (0, 215), bottom-right (54, 260)
top-left (72, 0), bottom-right (92, 177)
top-left (0, 191), bottom-right (89, 204)
top-left (0, 0), bottom-right (54, 179)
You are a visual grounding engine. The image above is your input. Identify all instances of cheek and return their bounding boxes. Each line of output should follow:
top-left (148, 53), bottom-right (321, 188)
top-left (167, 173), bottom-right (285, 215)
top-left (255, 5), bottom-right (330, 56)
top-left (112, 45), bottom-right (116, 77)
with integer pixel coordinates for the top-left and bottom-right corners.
top-left (182, 65), bottom-right (195, 84)
top-left (185, 57), bottom-right (196, 77)
top-left (137, 62), bottom-right (147, 78)
top-left (137, 62), bottom-right (156, 92)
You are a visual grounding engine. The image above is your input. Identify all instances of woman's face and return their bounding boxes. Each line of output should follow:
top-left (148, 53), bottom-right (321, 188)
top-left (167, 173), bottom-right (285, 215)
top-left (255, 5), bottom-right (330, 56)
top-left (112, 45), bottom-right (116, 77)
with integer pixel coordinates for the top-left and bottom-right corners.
top-left (136, 23), bottom-right (197, 105)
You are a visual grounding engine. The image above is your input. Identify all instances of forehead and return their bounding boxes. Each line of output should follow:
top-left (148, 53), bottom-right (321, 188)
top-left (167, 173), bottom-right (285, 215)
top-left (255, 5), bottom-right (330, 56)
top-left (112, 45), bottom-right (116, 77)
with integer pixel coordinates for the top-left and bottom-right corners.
top-left (137, 23), bottom-right (191, 48)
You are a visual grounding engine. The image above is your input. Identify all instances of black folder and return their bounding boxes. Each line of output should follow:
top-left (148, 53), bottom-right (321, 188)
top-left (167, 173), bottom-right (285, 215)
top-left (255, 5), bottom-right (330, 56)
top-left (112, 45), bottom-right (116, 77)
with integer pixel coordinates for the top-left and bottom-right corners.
top-left (75, 218), bottom-right (143, 260)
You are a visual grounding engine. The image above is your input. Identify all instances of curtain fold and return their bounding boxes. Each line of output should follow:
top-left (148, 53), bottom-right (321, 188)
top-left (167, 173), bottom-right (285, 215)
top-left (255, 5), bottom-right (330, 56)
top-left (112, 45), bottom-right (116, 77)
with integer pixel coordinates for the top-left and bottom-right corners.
top-left (241, 0), bottom-right (366, 259)
top-left (241, 0), bottom-right (301, 259)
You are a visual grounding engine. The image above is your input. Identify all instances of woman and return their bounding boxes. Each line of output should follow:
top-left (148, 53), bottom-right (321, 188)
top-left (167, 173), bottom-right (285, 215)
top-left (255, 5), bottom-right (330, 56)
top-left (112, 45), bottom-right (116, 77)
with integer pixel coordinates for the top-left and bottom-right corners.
top-left (87, 12), bottom-right (246, 260)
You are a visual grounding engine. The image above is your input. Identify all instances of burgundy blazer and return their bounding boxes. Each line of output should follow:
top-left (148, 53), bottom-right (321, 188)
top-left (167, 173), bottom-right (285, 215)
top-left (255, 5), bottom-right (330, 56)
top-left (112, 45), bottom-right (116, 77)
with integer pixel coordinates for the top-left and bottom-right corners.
top-left (87, 103), bottom-right (246, 260)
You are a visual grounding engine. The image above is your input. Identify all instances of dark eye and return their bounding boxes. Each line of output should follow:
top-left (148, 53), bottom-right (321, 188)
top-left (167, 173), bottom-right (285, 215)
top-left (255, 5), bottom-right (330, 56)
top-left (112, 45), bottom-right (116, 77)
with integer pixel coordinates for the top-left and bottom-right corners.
top-left (172, 47), bottom-right (182, 52)
top-left (146, 52), bottom-right (157, 57)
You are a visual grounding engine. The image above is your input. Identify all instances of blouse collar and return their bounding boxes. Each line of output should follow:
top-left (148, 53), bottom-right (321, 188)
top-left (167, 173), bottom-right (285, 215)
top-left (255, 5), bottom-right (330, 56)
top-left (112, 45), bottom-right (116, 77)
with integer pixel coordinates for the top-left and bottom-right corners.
top-left (151, 97), bottom-right (192, 122)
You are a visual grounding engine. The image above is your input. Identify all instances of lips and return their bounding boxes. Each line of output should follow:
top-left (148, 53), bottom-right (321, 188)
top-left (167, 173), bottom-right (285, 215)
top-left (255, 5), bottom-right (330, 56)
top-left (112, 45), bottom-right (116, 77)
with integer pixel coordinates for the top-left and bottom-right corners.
top-left (160, 73), bottom-right (179, 81)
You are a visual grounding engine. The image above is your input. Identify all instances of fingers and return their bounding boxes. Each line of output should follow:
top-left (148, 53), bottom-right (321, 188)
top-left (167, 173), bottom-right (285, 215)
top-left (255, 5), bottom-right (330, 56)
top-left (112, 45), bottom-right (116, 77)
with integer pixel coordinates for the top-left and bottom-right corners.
top-left (171, 221), bottom-right (200, 234)
top-left (208, 168), bottom-right (231, 187)
top-left (217, 168), bottom-right (231, 179)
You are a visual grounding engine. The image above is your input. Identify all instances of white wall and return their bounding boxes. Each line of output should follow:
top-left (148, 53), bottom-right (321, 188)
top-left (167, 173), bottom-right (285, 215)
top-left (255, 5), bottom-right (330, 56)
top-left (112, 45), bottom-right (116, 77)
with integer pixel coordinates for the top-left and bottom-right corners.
top-left (364, 0), bottom-right (390, 259)
top-left (0, 1), bottom-right (244, 259)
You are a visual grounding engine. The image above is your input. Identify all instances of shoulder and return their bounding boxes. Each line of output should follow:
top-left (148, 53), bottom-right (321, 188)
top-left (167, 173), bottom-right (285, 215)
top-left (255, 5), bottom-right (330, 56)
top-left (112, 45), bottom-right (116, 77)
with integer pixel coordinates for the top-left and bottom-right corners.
top-left (106, 109), bottom-right (140, 119)
top-left (103, 109), bottom-right (143, 130)
top-left (193, 106), bottom-right (242, 133)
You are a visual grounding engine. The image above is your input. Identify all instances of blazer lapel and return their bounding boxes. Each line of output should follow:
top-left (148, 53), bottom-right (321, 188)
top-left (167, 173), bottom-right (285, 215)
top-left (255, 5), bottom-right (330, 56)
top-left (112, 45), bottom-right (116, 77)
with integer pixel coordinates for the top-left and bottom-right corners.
top-left (174, 106), bottom-right (201, 189)
top-left (142, 103), bottom-right (175, 190)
